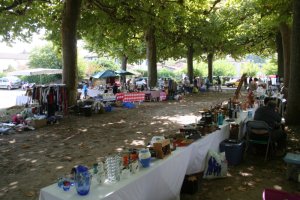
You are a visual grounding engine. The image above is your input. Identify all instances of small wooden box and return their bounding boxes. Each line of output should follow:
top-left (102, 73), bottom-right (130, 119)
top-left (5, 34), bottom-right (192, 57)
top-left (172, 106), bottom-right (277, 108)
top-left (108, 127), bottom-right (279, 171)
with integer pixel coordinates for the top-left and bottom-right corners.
top-left (32, 119), bottom-right (47, 128)
top-left (153, 139), bottom-right (171, 159)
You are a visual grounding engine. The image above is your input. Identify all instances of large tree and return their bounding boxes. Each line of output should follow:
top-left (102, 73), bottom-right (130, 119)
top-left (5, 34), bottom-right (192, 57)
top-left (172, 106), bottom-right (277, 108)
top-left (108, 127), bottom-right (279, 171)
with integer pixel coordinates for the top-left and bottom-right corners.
top-left (286, 0), bottom-right (300, 124)
top-left (61, 0), bottom-right (82, 106)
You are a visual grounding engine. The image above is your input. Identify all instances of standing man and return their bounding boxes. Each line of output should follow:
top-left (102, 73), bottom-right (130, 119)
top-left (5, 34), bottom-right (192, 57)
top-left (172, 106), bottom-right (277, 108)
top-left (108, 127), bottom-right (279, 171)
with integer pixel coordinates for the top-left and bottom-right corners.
top-left (205, 77), bottom-right (210, 92)
top-left (217, 76), bottom-right (222, 92)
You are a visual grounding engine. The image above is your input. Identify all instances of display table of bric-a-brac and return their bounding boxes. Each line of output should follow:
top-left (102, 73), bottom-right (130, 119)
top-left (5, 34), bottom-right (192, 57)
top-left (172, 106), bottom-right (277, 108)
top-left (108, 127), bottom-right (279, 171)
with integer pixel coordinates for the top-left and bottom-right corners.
top-left (39, 123), bottom-right (231, 200)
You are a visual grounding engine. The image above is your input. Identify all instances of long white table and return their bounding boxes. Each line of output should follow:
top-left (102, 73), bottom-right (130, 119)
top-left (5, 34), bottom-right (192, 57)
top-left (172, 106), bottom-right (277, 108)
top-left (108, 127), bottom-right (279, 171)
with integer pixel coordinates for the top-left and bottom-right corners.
top-left (39, 123), bottom-right (231, 200)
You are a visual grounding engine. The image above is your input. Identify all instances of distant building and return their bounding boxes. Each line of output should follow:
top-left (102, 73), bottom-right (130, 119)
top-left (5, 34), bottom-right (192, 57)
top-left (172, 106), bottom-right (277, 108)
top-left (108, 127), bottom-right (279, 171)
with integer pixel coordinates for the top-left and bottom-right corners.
top-left (0, 52), bottom-right (30, 72)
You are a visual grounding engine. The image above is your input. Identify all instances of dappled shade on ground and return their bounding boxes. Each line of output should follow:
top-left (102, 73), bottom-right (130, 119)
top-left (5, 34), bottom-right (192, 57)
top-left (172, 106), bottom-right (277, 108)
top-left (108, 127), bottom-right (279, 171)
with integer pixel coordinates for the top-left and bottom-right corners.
top-left (0, 91), bottom-right (299, 200)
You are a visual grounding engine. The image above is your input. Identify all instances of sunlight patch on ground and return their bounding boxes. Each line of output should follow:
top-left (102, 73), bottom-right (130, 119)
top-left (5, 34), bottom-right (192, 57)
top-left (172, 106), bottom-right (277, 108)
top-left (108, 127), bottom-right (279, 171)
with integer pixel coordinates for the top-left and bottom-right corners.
top-left (158, 128), bottom-right (166, 133)
top-left (9, 185), bottom-right (18, 190)
top-left (115, 147), bottom-right (123, 152)
top-left (56, 166), bottom-right (64, 170)
top-left (9, 182), bottom-right (18, 186)
top-left (130, 140), bottom-right (145, 146)
top-left (159, 115), bottom-right (198, 125)
top-left (273, 185), bottom-right (282, 190)
top-left (9, 139), bottom-right (16, 144)
top-left (291, 138), bottom-right (299, 142)
top-left (117, 119), bottom-right (126, 124)
top-left (239, 171), bottom-right (253, 177)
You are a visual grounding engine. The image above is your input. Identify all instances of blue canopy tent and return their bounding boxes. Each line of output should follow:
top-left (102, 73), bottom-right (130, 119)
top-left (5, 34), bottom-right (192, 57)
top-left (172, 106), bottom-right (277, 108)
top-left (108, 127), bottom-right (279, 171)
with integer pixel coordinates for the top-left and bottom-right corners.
top-left (115, 70), bottom-right (135, 85)
top-left (92, 70), bottom-right (117, 79)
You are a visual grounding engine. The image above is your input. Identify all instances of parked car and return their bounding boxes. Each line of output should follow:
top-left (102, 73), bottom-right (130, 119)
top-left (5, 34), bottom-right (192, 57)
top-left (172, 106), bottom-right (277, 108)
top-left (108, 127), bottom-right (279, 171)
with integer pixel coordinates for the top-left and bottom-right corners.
top-left (0, 76), bottom-right (22, 90)
top-left (135, 77), bottom-right (147, 86)
top-left (225, 78), bottom-right (240, 87)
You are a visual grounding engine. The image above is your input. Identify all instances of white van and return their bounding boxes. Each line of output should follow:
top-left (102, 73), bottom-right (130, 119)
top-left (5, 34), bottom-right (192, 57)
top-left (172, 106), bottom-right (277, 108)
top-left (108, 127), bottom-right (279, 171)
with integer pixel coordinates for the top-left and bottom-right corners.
top-left (0, 76), bottom-right (22, 89)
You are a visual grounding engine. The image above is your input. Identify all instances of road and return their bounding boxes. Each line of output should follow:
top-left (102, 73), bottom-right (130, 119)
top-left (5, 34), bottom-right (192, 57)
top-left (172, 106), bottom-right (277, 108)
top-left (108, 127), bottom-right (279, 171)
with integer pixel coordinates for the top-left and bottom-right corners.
top-left (0, 88), bottom-right (25, 109)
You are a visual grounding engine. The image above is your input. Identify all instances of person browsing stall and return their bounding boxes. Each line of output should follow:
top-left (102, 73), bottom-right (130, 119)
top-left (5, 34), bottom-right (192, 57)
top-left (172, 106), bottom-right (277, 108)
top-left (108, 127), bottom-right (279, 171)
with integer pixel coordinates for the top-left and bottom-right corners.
top-left (82, 83), bottom-right (88, 99)
top-left (253, 97), bottom-right (287, 155)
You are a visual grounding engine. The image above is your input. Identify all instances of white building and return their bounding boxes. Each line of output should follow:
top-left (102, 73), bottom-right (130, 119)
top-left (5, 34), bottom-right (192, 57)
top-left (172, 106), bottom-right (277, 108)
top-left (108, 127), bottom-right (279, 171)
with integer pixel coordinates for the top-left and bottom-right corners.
top-left (0, 52), bottom-right (29, 72)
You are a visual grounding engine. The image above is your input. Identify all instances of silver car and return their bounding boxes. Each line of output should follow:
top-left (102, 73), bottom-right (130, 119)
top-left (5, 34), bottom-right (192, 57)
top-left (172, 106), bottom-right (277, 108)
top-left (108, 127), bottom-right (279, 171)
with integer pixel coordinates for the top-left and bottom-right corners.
top-left (0, 76), bottom-right (22, 90)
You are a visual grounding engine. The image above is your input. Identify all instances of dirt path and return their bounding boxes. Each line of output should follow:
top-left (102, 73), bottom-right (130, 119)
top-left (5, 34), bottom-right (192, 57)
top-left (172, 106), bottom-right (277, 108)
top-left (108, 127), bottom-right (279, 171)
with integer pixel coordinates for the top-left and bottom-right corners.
top-left (1, 91), bottom-right (299, 200)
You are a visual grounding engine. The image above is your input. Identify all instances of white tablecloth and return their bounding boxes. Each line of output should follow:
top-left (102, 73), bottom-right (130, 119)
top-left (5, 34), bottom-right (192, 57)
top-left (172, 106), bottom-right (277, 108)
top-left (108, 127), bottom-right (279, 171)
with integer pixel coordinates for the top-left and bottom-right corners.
top-left (39, 124), bottom-right (232, 200)
top-left (186, 124), bottom-right (230, 174)
top-left (39, 147), bottom-right (192, 200)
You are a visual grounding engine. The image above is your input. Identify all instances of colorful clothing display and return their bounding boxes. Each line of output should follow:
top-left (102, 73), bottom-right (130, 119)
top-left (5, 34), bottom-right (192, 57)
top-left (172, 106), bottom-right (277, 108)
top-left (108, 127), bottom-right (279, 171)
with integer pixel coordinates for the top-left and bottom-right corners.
top-left (32, 84), bottom-right (68, 115)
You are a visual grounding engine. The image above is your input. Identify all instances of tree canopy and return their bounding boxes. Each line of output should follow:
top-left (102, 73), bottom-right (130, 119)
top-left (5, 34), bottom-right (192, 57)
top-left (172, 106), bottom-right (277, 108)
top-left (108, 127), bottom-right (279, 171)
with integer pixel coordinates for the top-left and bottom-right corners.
top-left (1, 0), bottom-right (300, 124)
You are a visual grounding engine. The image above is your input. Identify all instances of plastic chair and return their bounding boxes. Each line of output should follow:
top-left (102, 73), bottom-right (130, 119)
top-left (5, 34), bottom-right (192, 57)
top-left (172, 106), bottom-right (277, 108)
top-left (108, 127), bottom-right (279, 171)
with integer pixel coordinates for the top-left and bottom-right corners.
top-left (245, 120), bottom-right (273, 161)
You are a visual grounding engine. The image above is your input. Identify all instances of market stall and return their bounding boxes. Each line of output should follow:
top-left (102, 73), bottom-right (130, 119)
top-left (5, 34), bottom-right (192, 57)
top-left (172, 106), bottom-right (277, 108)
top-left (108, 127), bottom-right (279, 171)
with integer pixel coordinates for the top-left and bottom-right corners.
top-left (115, 92), bottom-right (145, 103)
top-left (39, 120), bottom-right (235, 200)
top-left (144, 90), bottom-right (167, 101)
top-left (39, 145), bottom-right (192, 200)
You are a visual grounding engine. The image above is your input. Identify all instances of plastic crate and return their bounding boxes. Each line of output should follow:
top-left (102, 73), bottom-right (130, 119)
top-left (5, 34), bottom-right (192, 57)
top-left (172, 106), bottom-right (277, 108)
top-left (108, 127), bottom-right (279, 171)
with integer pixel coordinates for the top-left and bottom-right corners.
top-left (219, 139), bottom-right (245, 165)
top-left (283, 153), bottom-right (300, 182)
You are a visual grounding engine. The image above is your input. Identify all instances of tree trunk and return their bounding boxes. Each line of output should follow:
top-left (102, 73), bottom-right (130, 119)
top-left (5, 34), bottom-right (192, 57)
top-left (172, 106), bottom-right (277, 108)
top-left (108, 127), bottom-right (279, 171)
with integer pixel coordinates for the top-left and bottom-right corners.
top-left (276, 32), bottom-right (284, 78)
top-left (145, 26), bottom-right (157, 88)
top-left (279, 22), bottom-right (291, 87)
top-left (61, 0), bottom-right (82, 106)
top-left (121, 54), bottom-right (128, 84)
top-left (207, 53), bottom-right (213, 83)
top-left (187, 44), bottom-right (194, 83)
top-left (286, 0), bottom-right (300, 125)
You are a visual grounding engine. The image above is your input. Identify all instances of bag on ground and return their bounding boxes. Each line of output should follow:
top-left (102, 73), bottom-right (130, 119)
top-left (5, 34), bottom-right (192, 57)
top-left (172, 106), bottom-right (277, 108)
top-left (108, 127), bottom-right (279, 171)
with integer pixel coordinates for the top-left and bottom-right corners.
top-left (203, 150), bottom-right (228, 179)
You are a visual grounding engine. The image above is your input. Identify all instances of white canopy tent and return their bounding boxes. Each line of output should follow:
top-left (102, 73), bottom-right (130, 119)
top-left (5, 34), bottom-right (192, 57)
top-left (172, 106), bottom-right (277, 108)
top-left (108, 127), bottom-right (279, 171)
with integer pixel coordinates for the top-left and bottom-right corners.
top-left (8, 68), bottom-right (62, 76)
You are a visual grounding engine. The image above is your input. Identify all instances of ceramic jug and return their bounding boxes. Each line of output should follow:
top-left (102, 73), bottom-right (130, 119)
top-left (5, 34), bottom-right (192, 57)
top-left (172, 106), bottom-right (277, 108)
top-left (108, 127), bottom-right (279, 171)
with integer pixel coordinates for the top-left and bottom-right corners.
top-left (139, 149), bottom-right (151, 168)
top-left (73, 165), bottom-right (91, 196)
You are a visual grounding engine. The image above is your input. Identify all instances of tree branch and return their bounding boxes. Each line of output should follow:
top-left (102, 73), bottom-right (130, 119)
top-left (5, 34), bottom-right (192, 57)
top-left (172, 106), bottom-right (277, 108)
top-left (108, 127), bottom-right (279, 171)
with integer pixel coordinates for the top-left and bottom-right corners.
top-left (92, 0), bottom-right (136, 23)
top-left (203, 0), bottom-right (221, 15)
top-left (0, 0), bottom-right (50, 14)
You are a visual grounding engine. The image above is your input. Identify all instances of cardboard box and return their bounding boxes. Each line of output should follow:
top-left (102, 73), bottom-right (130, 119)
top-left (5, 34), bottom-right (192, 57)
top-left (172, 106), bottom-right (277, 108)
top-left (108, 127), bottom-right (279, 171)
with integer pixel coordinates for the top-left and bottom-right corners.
top-left (30, 119), bottom-right (47, 128)
top-left (153, 139), bottom-right (171, 159)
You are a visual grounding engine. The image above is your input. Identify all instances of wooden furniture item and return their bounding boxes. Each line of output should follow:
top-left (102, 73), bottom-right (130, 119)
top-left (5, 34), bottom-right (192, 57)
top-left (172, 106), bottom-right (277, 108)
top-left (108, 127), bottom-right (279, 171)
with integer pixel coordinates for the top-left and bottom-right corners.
top-left (153, 139), bottom-right (171, 159)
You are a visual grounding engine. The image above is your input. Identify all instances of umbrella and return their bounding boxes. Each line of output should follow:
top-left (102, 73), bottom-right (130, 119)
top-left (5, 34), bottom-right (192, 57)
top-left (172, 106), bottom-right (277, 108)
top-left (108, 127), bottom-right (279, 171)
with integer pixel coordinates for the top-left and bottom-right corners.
top-left (92, 70), bottom-right (117, 78)
top-left (115, 69), bottom-right (135, 76)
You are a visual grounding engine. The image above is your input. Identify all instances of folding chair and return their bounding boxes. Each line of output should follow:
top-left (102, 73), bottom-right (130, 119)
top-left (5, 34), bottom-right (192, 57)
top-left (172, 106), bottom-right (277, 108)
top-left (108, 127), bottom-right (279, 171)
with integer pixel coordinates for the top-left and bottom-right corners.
top-left (245, 120), bottom-right (273, 161)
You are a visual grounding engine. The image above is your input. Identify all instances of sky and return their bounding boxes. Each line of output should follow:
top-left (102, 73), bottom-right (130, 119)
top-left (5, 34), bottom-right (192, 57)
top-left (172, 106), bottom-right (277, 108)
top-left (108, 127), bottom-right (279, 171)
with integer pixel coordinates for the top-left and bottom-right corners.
top-left (0, 33), bottom-right (47, 54)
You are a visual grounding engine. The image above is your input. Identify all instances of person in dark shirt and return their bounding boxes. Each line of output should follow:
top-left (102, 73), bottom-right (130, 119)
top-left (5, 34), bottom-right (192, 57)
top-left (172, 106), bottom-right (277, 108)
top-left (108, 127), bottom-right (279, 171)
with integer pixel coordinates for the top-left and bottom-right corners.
top-left (112, 83), bottom-right (118, 95)
top-left (254, 97), bottom-right (286, 154)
